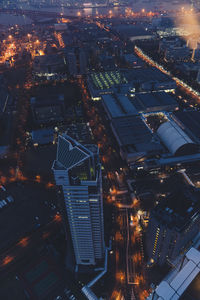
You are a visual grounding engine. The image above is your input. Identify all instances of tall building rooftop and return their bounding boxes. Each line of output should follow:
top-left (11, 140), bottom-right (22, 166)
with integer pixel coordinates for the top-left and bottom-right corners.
top-left (56, 134), bottom-right (91, 170)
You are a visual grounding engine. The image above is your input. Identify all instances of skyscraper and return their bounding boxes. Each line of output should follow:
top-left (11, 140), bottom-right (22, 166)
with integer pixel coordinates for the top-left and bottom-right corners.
top-left (52, 134), bottom-right (105, 267)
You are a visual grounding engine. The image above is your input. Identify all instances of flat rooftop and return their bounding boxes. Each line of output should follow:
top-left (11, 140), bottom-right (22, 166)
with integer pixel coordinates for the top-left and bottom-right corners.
top-left (63, 123), bottom-right (94, 144)
top-left (152, 186), bottom-right (200, 231)
top-left (112, 115), bottom-right (152, 146)
top-left (88, 71), bottom-right (128, 91)
top-left (30, 95), bottom-right (64, 124)
top-left (30, 94), bottom-right (64, 106)
top-left (173, 111), bottom-right (200, 142)
top-left (111, 115), bottom-right (163, 153)
top-left (33, 106), bottom-right (63, 123)
top-left (112, 24), bottom-right (152, 37)
top-left (33, 54), bottom-right (65, 67)
top-left (123, 67), bottom-right (175, 84)
top-left (124, 54), bottom-right (144, 68)
top-left (102, 94), bottom-right (138, 118)
top-left (31, 128), bottom-right (54, 145)
top-left (131, 91), bottom-right (178, 112)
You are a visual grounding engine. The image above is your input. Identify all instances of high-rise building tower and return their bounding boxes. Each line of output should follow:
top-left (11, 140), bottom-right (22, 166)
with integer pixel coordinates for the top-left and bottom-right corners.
top-left (52, 134), bottom-right (105, 267)
top-left (146, 186), bottom-right (200, 266)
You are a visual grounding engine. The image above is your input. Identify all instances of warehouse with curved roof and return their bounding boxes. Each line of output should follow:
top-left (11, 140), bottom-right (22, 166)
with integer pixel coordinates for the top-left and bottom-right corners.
top-left (157, 121), bottom-right (199, 156)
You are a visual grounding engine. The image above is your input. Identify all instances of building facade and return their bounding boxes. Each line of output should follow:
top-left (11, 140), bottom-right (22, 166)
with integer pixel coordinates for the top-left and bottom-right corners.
top-left (52, 134), bottom-right (105, 266)
top-left (146, 187), bottom-right (200, 266)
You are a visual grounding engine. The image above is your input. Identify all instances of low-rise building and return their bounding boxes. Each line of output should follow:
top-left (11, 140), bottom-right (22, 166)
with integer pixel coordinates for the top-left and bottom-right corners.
top-left (123, 67), bottom-right (176, 92)
top-left (111, 115), bottom-right (163, 163)
top-left (131, 91), bottom-right (178, 113)
top-left (164, 46), bottom-right (191, 62)
top-left (87, 71), bottom-right (129, 100)
top-left (30, 94), bottom-right (65, 125)
top-left (157, 120), bottom-right (199, 156)
top-left (102, 93), bottom-right (138, 119)
top-left (33, 54), bottom-right (66, 80)
top-left (30, 128), bottom-right (55, 146)
top-left (112, 24), bottom-right (154, 41)
top-left (123, 54), bottom-right (145, 68)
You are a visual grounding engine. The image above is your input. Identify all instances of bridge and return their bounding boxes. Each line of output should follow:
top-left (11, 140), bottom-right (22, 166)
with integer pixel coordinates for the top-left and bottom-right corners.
top-left (0, 7), bottom-right (78, 20)
top-left (0, 4), bottom-right (125, 21)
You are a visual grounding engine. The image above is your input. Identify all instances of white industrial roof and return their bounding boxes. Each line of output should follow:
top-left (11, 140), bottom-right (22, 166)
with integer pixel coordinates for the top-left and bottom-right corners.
top-left (170, 260), bottom-right (196, 290)
top-left (157, 120), bottom-right (194, 155)
top-left (156, 281), bottom-right (175, 299)
top-left (186, 246), bottom-right (200, 264)
top-left (153, 247), bottom-right (200, 300)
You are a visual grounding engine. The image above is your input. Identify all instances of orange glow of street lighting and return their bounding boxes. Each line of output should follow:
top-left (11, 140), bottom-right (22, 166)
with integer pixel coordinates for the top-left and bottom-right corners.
top-left (61, 18), bottom-right (70, 23)
top-left (115, 250), bottom-right (119, 263)
top-left (35, 175), bottom-right (41, 183)
top-left (17, 170), bottom-right (28, 182)
top-left (140, 290), bottom-right (150, 299)
top-left (116, 271), bottom-right (125, 282)
top-left (38, 50), bottom-right (45, 56)
top-left (2, 255), bottom-right (14, 266)
top-left (54, 213), bottom-right (62, 222)
top-left (46, 182), bottom-right (54, 189)
top-left (111, 290), bottom-right (120, 300)
top-left (18, 237), bottom-right (29, 247)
